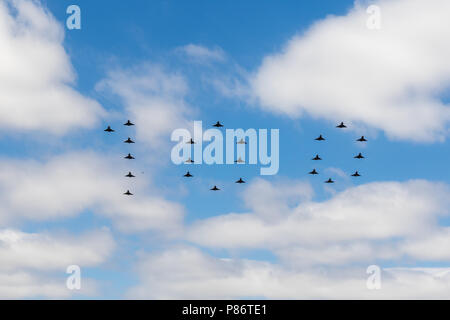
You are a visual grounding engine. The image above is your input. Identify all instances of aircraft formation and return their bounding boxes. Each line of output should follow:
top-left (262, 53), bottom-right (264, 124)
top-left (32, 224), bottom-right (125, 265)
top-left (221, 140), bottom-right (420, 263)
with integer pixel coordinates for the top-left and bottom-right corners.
top-left (310, 122), bottom-right (367, 184)
top-left (105, 119), bottom-right (367, 194)
top-left (104, 120), bottom-right (136, 195)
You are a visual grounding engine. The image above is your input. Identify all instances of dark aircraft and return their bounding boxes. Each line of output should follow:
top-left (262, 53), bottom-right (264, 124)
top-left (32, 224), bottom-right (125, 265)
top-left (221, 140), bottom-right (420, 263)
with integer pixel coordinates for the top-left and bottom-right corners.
top-left (354, 153), bottom-right (365, 159)
top-left (213, 121), bottom-right (224, 128)
top-left (325, 178), bottom-right (335, 184)
top-left (185, 157), bottom-right (194, 163)
top-left (210, 186), bottom-right (220, 191)
top-left (124, 137), bottom-right (135, 144)
top-left (124, 190), bottom-right (133, 196)
top-left (124, 153), bottom-right (135, 160)
top-left (125, 172), bottom-right (135, 178)
top-left (187, 138), bottom-right (195, 144)
top-left (235, 157), bottom-right (245, 164)
top-left (357, 136), bottom-right (367, 142)
top-left (235, 178), bottom-right (246, 184)
top-left (351, 171), bottom-right (361, 177)
top-left (309, 169), bottom-right (319, 175)
top-left (336, 122), bottom-right (347, 128)
top-left (124, 120), bottom-right (135, 126)
top-left (315, 135), bottom-right (325, 141)
top-left (104, 126), bottom-right (114, 133)
top-left (237, 138), bottom-right (247, 145)
top-left (312, 155), bottom-right (322, 161)
top-left (184, 171), bottom-right (193, 177)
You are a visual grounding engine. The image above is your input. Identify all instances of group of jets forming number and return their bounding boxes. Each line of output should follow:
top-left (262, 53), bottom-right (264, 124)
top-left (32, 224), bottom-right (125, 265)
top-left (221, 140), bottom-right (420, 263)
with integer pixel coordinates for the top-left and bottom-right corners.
top-left (183, 121), bottom-right (246, 191)
top-left (104, 120), bottom-right (136, 195)
top-left (105, 120), bottom-right (366, 194)
top-left (311, 122), bottom-right (367, 184)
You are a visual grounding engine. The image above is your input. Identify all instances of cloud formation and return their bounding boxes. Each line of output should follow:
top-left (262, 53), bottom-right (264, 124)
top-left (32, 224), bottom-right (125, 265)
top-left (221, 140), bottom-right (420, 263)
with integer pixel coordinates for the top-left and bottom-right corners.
top-left (0, 152), bottom-right (184, 233)
top-left (126, 178), bottom-right (450, 299)
top-left (177, 44), bottom-right (226, 64)
top-left (187, 179), bottom-right (450, 266)
top-left (0, 0), bottom-right (104, 135)
top-left (0, 228), bottom-right (114, 298)
top-left (251, 0), bottom-right (450, 141)
top-left (128, 246), bottom-right (450, 299)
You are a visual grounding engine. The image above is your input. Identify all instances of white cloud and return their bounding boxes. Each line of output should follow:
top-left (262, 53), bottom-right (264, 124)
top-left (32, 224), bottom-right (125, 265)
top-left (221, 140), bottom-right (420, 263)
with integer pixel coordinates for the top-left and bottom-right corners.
top-left (97, 64), bottom-right (192, 151)
top-left (0, 228), bottom-right (114, 272)
top-left (400, 228), bottom-right (450, 261)
top-left (128, 246), bottom-right (450, 299)
top-left (242, 178), bottom-right (313, 220)
top-left (187, 178), bottom-right (450, 266)
top-left (0, 152), bottom-right (184, 233)
top-left (251, 0), bottom-right (450, 141)
top-left (177, 44), bottom-right (226, 63)
top-left (0, 228), bottom-right (114, 299)
top-left (0, 0), bottom-right (104, 135)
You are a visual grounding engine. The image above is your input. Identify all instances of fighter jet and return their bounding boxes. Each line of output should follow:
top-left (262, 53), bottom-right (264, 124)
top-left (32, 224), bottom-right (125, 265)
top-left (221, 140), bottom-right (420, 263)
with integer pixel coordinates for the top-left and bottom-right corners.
top-left (309, 169), bottom-right (319, 175)
top-left (185, 157), bottom-right (194, 163)
top-left (124, 190), bottom-right (133, 196)
top-left (184, 171), bottom-right (193, 177)
top-left (124, 137), bottom-right (135, 144)
top-left (237, 138), bottom-right (247, 145)
top-left (351, 171), bottom-right (361, 177)
top-left (354, 153), bottom-right (365, 159)
top-left (125, 172), bottom-right (135, 178)
top-left (124, 120), bottom-right (135, 126)
top-left (315, 135), bottom-right (325, 141)
top-left (312, 154), bottom-right (322, 161)
top-left (357, 136), bottom-right (367, 142)
top-left (235, 178), bottom-right (246, 184)
top-left (104, 126), bottom-right (114, 133)
top-left (235, 157), bottom-right (245, 164)
top-left (213, 121), bottom-right (224, 128)
top-left (325, 178), bottom-right (335, 184)
top-left (336, 122), bottom-right (347, 128)
top-left (187, 138), bottom-right (196, 144)
top-left (124, 153), bottom-right (135, 160)
top-left (210, 186), bottom-right (220, 191)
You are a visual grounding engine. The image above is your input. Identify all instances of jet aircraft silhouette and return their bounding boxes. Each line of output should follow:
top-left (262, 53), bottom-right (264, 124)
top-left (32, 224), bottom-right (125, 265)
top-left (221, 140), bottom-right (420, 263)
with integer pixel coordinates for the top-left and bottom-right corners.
top-left (325, 178), bottom-right (335, 184)
top-left (213, 121), bottom-right (224, 127)
top-left (124, 137), bottom-right (135, 144)
top-left (124, 120), bottom-right (135, 126)
top-left (124, 153), bottom-right (135, 160)
top-left (312, 155), bottom-right (322, 161)
top-left (237, 138), bottom-right (247, 145)
top-left (354, 153), bottom-right (365, 159)
top-left (104, 126), bottom-right (114, 133)
top-left (357, 136), bottom-right (367, 142)
top-left (210, 186), bottom-right (220, 191)
top-left (351, 171), bottom-right (361, 177)
top-left (235, 178), bottom-right (246, 184)
top-left (336, 122), bottom-right (347, 128)
top-left (309, 169), bottom-right (319, 175)
top-left (125, 172), bottom-right (135, 178)
top-left (315, 135), bottom-right (325, 141)
top-left (124, 190), bottom-right (133, 195)
top-left (184, 171), bottom-right (193, 177)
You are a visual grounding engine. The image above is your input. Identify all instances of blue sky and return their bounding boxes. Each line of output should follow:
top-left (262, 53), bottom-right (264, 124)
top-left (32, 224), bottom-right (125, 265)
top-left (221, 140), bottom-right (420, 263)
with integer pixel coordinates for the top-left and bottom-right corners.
top-left (2, 0), bottom-right (450, 299)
